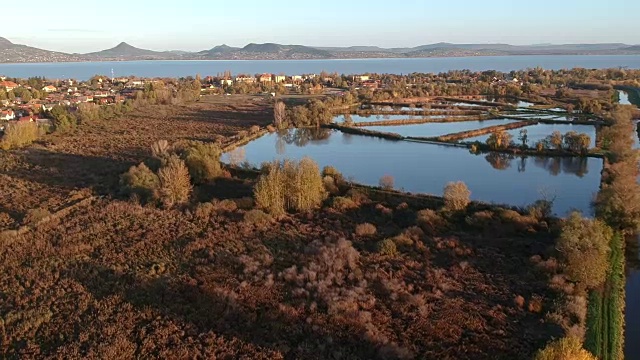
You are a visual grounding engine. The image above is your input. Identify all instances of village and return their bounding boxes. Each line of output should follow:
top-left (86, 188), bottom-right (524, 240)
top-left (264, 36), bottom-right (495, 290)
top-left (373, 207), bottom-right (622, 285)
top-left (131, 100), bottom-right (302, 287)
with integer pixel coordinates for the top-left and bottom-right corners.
top-left (0, 72), bottom-right (387, 132)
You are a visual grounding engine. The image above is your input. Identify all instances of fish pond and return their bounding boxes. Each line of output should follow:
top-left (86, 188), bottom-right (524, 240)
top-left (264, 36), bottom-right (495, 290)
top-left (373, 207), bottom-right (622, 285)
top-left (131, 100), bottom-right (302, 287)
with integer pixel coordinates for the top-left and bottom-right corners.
top-left (465, 123), bottom-right (598, 148)
top-left (224, 128), bottom-right (602, 215)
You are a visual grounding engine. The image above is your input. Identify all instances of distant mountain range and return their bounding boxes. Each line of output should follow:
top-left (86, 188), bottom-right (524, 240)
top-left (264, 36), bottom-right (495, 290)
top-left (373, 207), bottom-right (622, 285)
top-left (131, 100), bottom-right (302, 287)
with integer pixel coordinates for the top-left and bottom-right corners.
top-left (1, 37), bottom-right (639, 63)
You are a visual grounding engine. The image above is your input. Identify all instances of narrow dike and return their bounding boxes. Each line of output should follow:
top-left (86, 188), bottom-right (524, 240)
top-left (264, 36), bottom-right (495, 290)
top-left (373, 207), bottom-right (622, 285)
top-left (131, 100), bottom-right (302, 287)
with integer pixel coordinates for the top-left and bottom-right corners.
top-left (433, 120), bottom-right (534, 142)
top-left (352, 115), bottom-right (490, 127)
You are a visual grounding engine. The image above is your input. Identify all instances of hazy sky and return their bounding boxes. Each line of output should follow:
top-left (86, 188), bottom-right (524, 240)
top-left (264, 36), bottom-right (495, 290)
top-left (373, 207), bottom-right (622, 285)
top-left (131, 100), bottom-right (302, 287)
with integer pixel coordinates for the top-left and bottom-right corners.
top-left (3, 0), bottom-right (638, 52)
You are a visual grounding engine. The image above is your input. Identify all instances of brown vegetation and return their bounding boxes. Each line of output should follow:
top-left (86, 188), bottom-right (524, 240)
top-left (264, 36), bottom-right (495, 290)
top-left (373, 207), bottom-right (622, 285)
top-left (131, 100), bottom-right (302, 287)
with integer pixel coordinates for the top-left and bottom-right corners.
top-left (0, 122), bottom-right (41, 150)
top-left (443, 181), bottom-right (471, 211)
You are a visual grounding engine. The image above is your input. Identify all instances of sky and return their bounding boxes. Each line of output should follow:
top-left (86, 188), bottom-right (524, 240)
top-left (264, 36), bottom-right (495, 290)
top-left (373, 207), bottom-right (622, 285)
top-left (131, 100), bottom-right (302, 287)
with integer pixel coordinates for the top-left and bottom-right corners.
top-left (3, 0), bottom-right (639, 53)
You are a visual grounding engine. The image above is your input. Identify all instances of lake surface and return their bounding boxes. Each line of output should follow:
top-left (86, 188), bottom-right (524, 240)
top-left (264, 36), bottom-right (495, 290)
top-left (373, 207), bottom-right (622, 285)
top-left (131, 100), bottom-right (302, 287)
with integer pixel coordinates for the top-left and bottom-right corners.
top-left (466, 123), bottom-right (597, 148)
top-left (2, 55), bottom-right (640, 80)
top-left (334, 114), bottom-right (475, 123)
top-left (224, 129), bottom-right (601, 215)
top-left (363, 119), bottom-right (517, 138)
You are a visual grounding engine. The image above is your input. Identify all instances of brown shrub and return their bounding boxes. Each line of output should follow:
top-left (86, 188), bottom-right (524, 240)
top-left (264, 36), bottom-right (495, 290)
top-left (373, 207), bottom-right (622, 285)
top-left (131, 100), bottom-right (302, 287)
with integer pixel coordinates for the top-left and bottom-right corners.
top-left (158, 155), bottom-right (192, 208)
top-left (330, 196), bottom-right (358, 211)
top-left (24, 207), bottom-right (51, 225)
top-left (150, 139), bottom-right (170, 158)
top-left (0, 121), bottom-right (40, 150)
top-left (244, 209), bottom-right (273, 225)
top-left (346, 189), bottom-right (369, 204)
top-left (379, 175), bottom-right (395, 190)
top-left (233, 197), bottom-right (254, 210)
top-left (514, 295), bottom-right (525, 309)
top-left (322, 166), bottom-right (344, 183)
top-left (416, 209), bottom-right (447, 235)
top-left (323, 176), bottom-right (339, 195)
top-left (194, 202), bottom-right (215, 221)
top-left (355, 223), bottom-right (377, 236)
top-left (443, 181), bottom-right (471, 211)
top-left (249, 125), bottom-right (260, 134)
top-left (528, 295), bottom-right (543, 313)
top-left (212, 199), bottom-right (238, 213)
top-left (375, 203), bottom-right (393, 216)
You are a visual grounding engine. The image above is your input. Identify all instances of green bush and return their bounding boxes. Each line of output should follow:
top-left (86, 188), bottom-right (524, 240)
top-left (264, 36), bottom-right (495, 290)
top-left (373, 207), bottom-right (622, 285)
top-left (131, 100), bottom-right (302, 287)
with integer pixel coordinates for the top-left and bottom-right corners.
top-left (377, 239), bottom-right (398, 256)
top-left (254, 158), bottom-right (326, 216)
top-left (179, 142), bottom-right (223, 184)
top-left (535, 336), bottom-right (597, 360)
top-left (244, 209), bottom-right (273, 225)
top-left (120, 163), bottom-right (159, 202)
top-left (557, 212), bottom-right (612, 291)
top-left (0, 122), bottom-right (40, 150)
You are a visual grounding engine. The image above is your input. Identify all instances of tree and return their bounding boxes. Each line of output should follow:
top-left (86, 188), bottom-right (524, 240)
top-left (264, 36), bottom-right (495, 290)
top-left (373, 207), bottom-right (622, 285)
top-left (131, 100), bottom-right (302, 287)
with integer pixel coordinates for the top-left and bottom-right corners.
top-left (557, 212), bottom-right (611, 290)
top-left (486, 130), bottom-right (513, 149)
top-left (274, 101), bottom-right (286, 128)
top-left (546, 131), bottom-right (564, 150)
top-left (535, 337), bottom-right (597, 360)
top-left (443, 181), bottom-right (471, 211)
top-left (518, 128), bottom-right (528, 147)
top-left (158, 155), bottom-right (192, 208)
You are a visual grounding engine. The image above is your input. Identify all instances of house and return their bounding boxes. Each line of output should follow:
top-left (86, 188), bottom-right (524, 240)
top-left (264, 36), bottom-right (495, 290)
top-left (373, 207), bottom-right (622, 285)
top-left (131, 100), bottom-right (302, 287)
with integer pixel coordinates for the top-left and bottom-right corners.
top-left (42, 85), bottom-right (57, 93)
top-left (235, 75), bottom-right (256, 83)
top-left (353, 75), bottom-right (370, 82)
top-left (0, 81), bottom-right (19, 91)
top-left (274, 75), bottom-right (286, 83)
top-left (41, 103), bottom-right (58, 111)
top-left (0, 110), bottom-right (15, 121)
top-left (291, 75), bottom-right (303, 83)
top-left (259, 74), bottom-right (273, 83)
top-left (219, 79), bottom-right (233, 86)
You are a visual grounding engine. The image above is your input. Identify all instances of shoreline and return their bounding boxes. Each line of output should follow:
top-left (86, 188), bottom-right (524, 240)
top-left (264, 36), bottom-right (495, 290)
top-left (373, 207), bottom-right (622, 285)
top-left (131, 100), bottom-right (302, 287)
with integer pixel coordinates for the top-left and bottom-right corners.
top-left (2, 53), bottom-right (640, 66)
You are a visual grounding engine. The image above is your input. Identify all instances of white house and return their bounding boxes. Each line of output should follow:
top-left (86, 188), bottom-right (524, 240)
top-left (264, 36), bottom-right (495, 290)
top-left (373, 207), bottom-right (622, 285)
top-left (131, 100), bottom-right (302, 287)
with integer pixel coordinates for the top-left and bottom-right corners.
top-left (0, 110), bottom-right (15, 121)
top-left (42, 85), bottom-right (57, 93)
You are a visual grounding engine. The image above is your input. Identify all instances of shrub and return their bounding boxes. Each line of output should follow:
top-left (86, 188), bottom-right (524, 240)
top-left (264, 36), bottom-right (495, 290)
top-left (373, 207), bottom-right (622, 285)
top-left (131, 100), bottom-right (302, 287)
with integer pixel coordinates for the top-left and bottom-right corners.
top-left (416, 209), bottom-right (447, 235)
top-left (24, 207), bottom-right (51, 225)
top-left (233, 197), bottom-right (254, 210)
top-left (557, 212), bottom-right (611, 290)
top-left (151, 139), bottom-right (170, 158)
top-left (120, 163), bottom-right (159, 202)
top-left (0, 122), bottom-right (40, 150)
top-left (527, 199), bottom-right (553, 220)
top-left (346, 189), bottom-right (369, 204)
top-left (254, 158), bottom-right (326, 216)
top-left (443, 181), bottom-right (471, 211)
top-left (323, 176), bottom-right (339, 195)
top-left (355, 223), bottom-right (377, 236)
top-left (330, 196), bottom-right (358, 211)
top-left (486, 130), bottom-right (513, 149)
top-left (379, 175), bottom-right (395, 190)
top-left (213, 199), bottom-right (238, 213)
top-left (535, 336), bottom-right (596, 360)
top-left (158, 155), bottom-right (192, 208)
top-left (179, 142), bottom-right (223, 184)
top-left (194, 202), bottom-right (215, 221)
top-left (244, 209), bottom-right (273, 225)
top-left (377, 239), bottom-right (398, 256)
top-left (322, 166), bottom-right (343, 183)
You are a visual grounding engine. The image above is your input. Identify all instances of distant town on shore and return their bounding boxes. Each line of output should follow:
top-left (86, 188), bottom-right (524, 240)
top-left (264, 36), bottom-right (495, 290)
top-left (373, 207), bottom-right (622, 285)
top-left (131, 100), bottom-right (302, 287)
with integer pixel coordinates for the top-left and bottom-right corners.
top-left (1, 36), bottom-right (640, 63)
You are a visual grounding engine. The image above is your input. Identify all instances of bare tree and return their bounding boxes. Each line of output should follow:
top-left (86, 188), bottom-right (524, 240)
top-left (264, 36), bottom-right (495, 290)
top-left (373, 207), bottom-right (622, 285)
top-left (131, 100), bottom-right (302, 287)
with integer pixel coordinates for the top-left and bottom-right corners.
top-left (274, 101), bottom-right (286, 128)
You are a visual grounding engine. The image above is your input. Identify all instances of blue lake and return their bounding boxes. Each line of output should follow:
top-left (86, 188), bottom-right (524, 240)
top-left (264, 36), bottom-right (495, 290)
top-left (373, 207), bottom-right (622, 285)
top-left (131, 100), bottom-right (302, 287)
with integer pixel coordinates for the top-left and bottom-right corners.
top-left (2, 55), bottom-right (640, 80)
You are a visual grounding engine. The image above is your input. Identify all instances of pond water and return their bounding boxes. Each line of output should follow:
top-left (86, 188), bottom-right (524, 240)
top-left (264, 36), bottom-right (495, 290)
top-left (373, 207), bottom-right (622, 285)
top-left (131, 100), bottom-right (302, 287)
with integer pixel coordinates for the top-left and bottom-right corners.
top-left (466, 123), bottom-right (597, 148)
top-left (509, 113), bottom-right (565, 120)
top-left (334, 114), bottom-right (474, 123)
top-left (362, 119), bottom-right (517, 138)
top-left (619, 90), bottom-right (631, 105)
top-left (224, 129), bottom-right (602, 215)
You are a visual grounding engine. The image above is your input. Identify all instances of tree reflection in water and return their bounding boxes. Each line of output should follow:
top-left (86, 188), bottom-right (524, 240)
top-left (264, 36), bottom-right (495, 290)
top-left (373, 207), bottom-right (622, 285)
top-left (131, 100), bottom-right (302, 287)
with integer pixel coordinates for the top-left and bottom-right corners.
top-left (484, 152), bottom-right (514, 170)
top-left (483, 152), bottom-right (590, 177)
top-left (275, 128), bottom-right (333, 153)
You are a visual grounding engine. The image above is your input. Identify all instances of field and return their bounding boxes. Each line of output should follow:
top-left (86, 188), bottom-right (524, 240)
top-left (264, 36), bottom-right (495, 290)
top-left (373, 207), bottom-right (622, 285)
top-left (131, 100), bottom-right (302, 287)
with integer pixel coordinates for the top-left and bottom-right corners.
top-left (0, 95), bottom-right (562, 359)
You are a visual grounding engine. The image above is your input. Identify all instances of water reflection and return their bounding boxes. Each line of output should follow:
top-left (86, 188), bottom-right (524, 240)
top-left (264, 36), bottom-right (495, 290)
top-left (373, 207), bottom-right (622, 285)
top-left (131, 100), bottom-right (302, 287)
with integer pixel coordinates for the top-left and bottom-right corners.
top-left (481, 152), bottom-right (590, 177)
top-left (278, 128), bottom-right (332, 147)
top-left (533, 157), bottom-right (590, 178)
